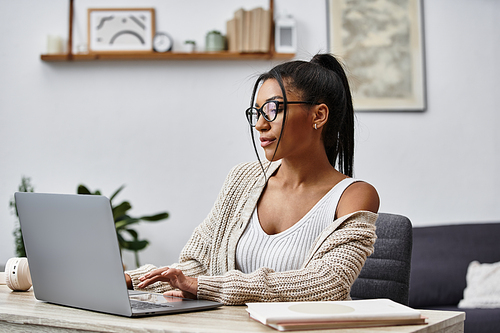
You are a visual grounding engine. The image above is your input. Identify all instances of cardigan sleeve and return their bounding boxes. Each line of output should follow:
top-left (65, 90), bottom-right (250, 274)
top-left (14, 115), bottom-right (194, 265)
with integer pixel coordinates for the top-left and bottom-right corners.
top-left (196, 211), bottom-right (377, 305)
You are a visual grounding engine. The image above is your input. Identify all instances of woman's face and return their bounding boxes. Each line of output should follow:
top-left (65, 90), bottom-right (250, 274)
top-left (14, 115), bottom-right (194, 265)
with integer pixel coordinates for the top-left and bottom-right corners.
top-left (254, 79), bottom-right (316, 162)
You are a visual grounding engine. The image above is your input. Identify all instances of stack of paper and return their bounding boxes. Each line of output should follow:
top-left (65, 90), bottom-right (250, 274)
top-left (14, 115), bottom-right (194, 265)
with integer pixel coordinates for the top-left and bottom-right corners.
top-left (246, 299), bottom-right (427, 331)
top-left (226, 7), bottom-right (271, 53)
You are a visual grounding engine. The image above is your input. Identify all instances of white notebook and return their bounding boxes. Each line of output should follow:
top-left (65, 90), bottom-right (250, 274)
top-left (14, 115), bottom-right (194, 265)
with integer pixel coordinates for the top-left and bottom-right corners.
top-left (246, 298), bottom-right (426, 331)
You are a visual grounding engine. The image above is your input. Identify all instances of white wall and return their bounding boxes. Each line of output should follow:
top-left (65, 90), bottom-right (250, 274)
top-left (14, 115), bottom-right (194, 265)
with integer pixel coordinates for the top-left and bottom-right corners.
top-left (1, 0), bottom-right (499, 269)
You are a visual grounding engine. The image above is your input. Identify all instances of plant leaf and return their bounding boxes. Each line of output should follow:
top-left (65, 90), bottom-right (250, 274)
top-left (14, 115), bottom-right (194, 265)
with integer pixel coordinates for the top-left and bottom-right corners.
top-left (121, 239), bottom-right (149, 251)
top-left (77, 185), bottom-right (92, 195)
top-left (113, 201), bottom-right (132, 220)
top-left (115, 217), bottom-right (140, 230)
top-left (123, 228), bottom-right (139, 240)
top-left (110, 185), bottom-right (126, 202)
top-left (116, 231), bottom-right (126, 249)
top-left (139, 212), bottom-right (169, 222)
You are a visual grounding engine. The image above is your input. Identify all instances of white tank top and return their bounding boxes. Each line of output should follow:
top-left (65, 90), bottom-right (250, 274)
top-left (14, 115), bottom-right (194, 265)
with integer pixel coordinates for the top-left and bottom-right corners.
top-left (235, 178), bottom-right (361, 273)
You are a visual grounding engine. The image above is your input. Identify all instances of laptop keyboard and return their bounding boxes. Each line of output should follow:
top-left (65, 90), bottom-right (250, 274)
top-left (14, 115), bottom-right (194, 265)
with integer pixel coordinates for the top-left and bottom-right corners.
top-left (130, 300), bottom-right (173, 310)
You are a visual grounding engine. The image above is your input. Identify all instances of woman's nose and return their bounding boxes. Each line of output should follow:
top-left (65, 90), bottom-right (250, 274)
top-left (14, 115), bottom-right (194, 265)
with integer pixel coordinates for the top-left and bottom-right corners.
top-left (255, 114), bottom-right (270, 132)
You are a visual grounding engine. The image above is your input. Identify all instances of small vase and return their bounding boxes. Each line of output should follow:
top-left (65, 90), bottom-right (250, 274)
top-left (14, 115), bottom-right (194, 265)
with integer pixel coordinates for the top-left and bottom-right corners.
top-left (205, 32), bottom-right (225, 52)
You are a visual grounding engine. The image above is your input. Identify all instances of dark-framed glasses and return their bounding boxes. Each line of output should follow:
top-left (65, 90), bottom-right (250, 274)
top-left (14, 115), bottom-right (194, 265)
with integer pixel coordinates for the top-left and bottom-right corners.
top-left (245, 101), bottom-right (317, 127)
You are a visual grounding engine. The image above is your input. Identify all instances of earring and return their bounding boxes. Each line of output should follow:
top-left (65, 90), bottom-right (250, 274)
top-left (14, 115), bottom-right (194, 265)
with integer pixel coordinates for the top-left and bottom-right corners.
top-left (314, 123), bottom-right (318, 130)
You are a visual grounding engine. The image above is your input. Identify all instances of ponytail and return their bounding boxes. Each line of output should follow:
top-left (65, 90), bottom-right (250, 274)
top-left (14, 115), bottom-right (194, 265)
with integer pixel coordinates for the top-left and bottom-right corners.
top-left (310, 54), bottom-right (354, 177)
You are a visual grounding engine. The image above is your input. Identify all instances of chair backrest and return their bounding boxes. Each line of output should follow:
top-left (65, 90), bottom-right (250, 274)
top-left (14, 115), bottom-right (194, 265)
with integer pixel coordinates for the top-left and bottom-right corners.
top-left (350, 213), bottom-right (413, 305)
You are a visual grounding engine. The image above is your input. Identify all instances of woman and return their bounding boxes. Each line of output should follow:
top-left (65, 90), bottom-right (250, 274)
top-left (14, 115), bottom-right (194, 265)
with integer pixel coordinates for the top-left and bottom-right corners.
top-left (125, 54), bottom-right (379, 305)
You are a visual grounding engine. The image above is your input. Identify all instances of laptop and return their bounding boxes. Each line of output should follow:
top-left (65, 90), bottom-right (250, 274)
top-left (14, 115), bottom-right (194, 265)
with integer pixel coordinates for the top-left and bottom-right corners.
top-left (14, 192), bottom-right (222, 317)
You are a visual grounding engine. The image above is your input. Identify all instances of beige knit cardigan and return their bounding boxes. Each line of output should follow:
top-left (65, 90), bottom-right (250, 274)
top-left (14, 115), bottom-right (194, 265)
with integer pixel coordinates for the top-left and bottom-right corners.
top-left (126, 161), bottom-right (378, 305)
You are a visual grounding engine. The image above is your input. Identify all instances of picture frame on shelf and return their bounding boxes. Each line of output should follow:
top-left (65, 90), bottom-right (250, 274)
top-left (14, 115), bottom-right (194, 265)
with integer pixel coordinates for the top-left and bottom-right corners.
top-left (88, 8), bottom-right (155, 52)
top-left (328, 0), bottom-right (426, 111)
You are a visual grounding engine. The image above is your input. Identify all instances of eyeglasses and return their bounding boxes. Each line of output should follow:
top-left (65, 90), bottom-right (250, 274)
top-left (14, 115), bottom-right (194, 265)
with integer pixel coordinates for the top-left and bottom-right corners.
top-left (245, 101), bottom-right (317, 127)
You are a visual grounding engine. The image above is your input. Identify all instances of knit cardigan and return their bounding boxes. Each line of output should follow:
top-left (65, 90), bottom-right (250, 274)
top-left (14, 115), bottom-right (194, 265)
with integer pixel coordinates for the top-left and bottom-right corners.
top-left (126, 161), bottom-right (378, 305)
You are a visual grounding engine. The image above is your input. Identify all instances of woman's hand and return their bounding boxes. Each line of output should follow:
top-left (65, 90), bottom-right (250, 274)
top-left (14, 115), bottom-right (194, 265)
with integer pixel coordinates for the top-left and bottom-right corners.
top-left (136, 267), bottom-right (198, 299)
top-left (125, 273), bottom-right (133, 289)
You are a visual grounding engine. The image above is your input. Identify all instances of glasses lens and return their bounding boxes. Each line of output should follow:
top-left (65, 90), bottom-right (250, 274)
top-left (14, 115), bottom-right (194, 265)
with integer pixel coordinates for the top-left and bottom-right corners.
top-left (246, 108), bottom-right (259, 126)
top-left (263, 101), bottom-right (278, 121)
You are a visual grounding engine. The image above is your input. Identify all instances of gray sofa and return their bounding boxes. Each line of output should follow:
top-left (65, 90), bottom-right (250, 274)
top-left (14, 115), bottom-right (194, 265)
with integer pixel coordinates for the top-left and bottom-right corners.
top-left (409, 223), bottom-right (500, 333)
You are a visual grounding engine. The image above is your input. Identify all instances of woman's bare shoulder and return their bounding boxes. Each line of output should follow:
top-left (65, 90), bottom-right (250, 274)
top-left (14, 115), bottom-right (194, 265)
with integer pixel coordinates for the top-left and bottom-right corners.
top-left (337, 181), bottom-right (380, 217)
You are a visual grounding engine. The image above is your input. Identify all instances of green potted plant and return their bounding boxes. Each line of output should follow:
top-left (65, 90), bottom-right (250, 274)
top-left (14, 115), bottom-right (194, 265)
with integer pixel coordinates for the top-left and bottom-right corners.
top-left (10, 176), bottom-right (34, 257)
top-left (77, 184), bottom-right (169, 268)
top-left (184, 40), bottom-right (196, 52)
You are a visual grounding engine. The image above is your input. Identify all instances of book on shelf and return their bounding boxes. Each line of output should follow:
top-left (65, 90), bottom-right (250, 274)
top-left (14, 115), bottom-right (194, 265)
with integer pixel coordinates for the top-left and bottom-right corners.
top-left (226, 7), bottom-right (272, 53)
top-left (226, 18), bottom-right (237, 52)
top-left (250, 7), bottom-right (262, 52)
top-left (246, 298), bottom-right (427, 331)
top-left (243, 9), bottom-right (252, 52)
top-left (259, 9), bottom-right (271, 53)
top-left (234, 8), bottom-right (245, 52)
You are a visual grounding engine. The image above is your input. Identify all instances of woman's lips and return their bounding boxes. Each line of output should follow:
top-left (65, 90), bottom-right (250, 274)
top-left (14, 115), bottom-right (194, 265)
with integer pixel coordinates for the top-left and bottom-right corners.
top-left (260, 137), bottom-right (276, 147)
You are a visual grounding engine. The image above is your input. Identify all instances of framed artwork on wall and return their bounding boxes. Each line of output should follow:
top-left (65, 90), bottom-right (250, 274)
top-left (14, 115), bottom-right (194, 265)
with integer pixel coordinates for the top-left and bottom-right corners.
top-left (88, 8), bottom-right (155, 52)
top-left (328, 0), bottom-right (426, 111)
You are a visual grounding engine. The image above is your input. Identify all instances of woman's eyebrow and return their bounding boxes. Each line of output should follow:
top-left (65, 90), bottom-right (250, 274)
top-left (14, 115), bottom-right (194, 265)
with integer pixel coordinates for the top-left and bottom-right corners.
top-left (266, 95), bottom-right (283, 102)
top-left (255, 95), bottom-right (283, 107)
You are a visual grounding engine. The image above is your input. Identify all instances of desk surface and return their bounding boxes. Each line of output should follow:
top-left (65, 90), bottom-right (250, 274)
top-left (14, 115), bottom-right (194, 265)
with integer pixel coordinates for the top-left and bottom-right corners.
top-left (0, 285), bottom-right (464, 333)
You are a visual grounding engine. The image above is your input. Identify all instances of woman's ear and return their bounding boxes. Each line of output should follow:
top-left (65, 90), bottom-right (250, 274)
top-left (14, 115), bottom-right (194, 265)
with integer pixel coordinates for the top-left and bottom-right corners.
top-left (312, 103), bottom-right (329, 129)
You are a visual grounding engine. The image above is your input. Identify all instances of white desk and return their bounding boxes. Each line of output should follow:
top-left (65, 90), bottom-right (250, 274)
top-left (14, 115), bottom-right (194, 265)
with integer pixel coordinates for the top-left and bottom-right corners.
top-left (0, 285), bottom-right (464, 332)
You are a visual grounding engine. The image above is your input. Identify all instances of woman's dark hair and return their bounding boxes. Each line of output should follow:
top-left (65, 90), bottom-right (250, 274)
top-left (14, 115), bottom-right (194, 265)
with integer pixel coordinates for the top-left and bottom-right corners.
top-left (249, 53), bottom-right (354, 177)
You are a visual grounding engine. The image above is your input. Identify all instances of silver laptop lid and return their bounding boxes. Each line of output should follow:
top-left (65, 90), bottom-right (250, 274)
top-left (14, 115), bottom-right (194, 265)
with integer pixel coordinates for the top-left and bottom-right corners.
top-left (15, 192), bottom-right (133, 317)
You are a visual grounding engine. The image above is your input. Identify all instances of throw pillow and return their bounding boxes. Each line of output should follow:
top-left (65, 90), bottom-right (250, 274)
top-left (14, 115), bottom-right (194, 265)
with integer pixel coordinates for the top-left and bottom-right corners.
top-left (458, 260), bottom-right (500, 308)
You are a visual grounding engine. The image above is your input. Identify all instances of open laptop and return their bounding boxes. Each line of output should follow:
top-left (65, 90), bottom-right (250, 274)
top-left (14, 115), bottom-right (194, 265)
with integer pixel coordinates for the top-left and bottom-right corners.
top-left (14, 192), bottom-right (222, 317)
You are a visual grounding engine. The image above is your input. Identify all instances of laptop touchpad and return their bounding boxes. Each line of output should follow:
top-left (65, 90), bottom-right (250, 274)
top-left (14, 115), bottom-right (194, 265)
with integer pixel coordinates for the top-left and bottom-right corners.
top-left (129, 292), bottom-right (190, 305)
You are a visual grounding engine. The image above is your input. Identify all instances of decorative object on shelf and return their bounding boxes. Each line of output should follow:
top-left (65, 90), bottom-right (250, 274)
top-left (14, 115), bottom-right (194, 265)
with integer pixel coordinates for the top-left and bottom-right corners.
top-left (328, 0), bottom-right (426, 111)
top-left (184, 40), bottom-right (196, 53)
top-left (77, 184), bottom-right (169, 268)
top-left (153, 32), bottom-right (173, 53)
top-left (88, 8), bottom-right (155, 52)
top-left (205, 30), bottom-right (225, 52)
top-left (274, 13), bottom-right (297, 54)
top-left (46, 35), bottom-right (63, 54)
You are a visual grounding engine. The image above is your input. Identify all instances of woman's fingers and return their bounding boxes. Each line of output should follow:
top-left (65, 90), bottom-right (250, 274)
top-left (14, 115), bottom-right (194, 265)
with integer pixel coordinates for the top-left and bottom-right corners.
top-left (139, 267), bottom-right (169, 281)
top-left (161, 268), bottom-right (187, 289)
top-left (137, 267), bottom-right (170, 288)
top-left (161, 269), bottom-right (198, 295)
top-left (136, 267), bottom-right (198, 297)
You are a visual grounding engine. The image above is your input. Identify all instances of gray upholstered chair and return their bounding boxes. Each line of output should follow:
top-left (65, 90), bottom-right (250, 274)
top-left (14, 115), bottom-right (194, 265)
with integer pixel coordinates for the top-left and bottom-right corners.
top-left (350, 213), bottom-right (413, 305)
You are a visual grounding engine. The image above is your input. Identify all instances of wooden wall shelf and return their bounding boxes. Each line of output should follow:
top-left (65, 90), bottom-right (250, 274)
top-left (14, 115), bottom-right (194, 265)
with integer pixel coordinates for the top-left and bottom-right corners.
top-left (42, 0), bottom-right (294, 63)
top-left (40, 51), bottom-right (295, 62)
